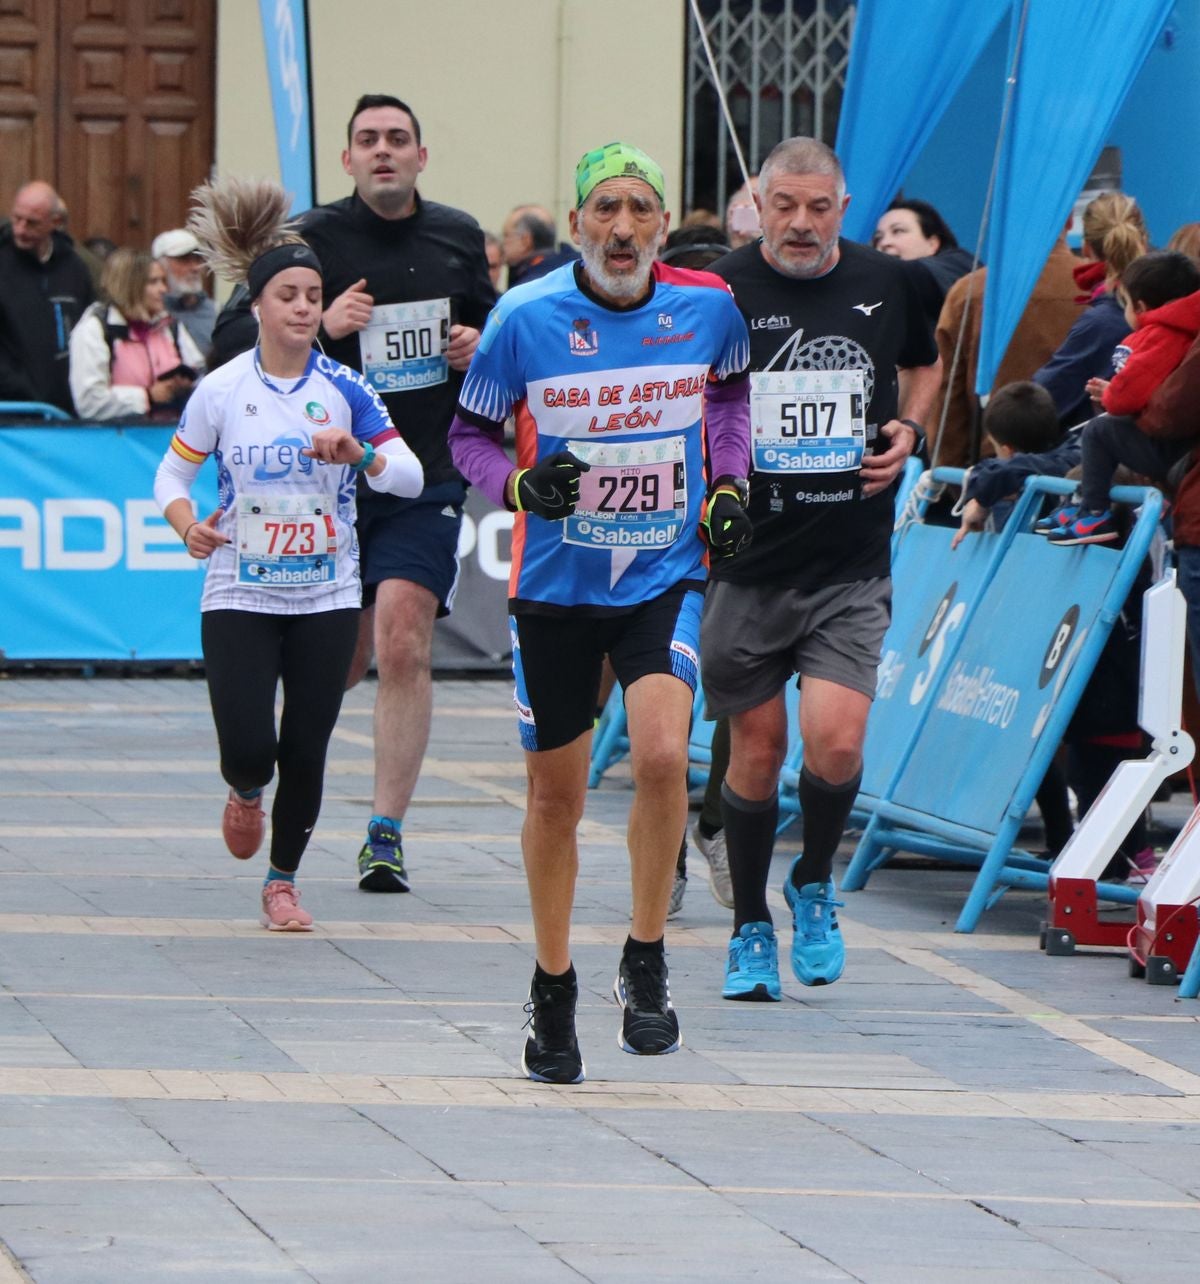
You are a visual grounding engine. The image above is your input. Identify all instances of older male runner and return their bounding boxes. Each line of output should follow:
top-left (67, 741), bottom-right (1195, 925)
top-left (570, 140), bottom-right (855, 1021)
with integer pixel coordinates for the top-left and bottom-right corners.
top-left (450, 142), bottom-right (752, 1084)
top-left (705, 137), bottom-right (940, 1000)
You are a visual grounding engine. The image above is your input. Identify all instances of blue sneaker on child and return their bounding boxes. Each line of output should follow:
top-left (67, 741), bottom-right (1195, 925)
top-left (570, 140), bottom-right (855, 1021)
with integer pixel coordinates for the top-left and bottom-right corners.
top-left (722, 921), bottom-right (782, 1001)
top-left (1034, 503), bottom-right (1078, 536)
top-left (783, 860), bottom-right (846, 986)
top-left (1046, 509), bottom-right (1119, 546)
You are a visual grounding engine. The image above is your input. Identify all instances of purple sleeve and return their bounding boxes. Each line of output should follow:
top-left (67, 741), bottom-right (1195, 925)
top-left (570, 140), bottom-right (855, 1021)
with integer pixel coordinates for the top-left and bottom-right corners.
top-left (704, 374), bottom-right (751, 481)
top-left (448, 413), bottom-right (514, 508)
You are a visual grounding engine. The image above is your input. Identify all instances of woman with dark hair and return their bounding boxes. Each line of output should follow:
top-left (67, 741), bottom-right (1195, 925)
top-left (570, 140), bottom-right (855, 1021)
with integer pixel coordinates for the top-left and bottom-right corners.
top-left (874, 199), bottom-right (975, 321)
top-left (153, 177), bottom-right (423, 931)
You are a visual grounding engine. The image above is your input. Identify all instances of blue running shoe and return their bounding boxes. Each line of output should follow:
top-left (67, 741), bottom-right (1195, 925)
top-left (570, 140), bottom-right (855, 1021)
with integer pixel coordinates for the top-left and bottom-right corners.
top-left (783, 862), bottom-right (846, 986)
top-left (722, 921), bottom-right (782, 1001)
top-left (1046, 508), bottom-right (1119, 546)
top-left (357, 821), bottom-right (410, 893)
top-left (1033, 503), bottom-right (1078, 536)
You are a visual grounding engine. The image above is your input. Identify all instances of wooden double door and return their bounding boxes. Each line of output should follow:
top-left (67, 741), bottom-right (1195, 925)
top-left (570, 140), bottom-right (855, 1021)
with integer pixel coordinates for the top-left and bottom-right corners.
top-left (0, 0), bottom-right (215, 249)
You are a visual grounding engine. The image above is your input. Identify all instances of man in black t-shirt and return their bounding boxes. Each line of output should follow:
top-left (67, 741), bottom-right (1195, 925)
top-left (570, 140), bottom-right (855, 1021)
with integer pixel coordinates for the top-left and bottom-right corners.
top-left (703, 137), bottom-right (940, 1000)
top-left (299, 94), bottom-right (497, 895)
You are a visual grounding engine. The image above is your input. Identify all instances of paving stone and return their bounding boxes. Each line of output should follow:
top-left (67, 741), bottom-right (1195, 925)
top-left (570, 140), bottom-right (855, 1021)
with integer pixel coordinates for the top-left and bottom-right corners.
top-left (1, 676), bottom-right (1198, 1283)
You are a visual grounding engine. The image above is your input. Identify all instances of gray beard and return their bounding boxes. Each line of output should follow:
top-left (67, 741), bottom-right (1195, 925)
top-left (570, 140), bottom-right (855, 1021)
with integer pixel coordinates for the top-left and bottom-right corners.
top-left (764, 234), bottom-right (838, 279)
top-left (578, 237), bottom-right (657, 300)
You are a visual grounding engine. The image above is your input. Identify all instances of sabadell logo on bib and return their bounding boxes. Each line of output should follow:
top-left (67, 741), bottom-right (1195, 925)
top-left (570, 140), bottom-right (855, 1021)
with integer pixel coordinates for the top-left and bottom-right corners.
top-left (304, 402), bottom-right (331, 425)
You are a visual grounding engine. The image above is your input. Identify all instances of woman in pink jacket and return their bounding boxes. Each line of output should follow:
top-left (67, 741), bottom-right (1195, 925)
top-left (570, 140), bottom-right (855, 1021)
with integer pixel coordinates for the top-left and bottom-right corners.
top-left (69, 248), bottom-right (204, 420)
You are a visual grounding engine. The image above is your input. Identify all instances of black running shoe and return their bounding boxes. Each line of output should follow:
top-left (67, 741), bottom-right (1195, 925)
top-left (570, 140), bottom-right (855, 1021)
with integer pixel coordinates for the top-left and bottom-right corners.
top-left (613, 950), bottom-right (682, 1055)
top-left (357, 822), bottom-right (410, 893)
top-left (521, 970), bottom-right (585, 1084)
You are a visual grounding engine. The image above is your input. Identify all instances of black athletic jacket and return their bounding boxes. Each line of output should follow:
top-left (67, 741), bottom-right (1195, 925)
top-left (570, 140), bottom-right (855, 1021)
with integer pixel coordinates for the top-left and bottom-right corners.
top-left (299, 192), bottom-right (497, 486)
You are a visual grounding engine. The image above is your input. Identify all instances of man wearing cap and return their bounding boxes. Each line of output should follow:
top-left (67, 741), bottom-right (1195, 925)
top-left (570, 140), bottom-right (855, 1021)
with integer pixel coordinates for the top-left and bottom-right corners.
top-left (702, 137), bottom-right (939, 1002)
top-left (450, 141), bottom-right (753, 1085)
top-left (153, 228), bottom-right (216, 355)
top-left (298, 93), bottom-right (496, 896)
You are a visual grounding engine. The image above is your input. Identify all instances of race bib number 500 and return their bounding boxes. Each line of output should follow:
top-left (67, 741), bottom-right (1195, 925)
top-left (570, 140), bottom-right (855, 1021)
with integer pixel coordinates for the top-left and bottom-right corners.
top-left (359, 298), bottom-right (450, 393)
top-left (562, 436), bottom-right (688, 551)
top-left (752, 368), bottom-right (865, 474)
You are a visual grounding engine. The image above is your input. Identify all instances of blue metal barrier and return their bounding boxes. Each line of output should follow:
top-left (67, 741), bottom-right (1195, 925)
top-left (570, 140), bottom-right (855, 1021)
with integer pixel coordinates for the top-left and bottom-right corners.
top-left (843, 475), bottom-right (1164, 931)
top-left (0, 401), bottom-right (72, 422)
top-left (1181, 936), bottom-right (1200, 999)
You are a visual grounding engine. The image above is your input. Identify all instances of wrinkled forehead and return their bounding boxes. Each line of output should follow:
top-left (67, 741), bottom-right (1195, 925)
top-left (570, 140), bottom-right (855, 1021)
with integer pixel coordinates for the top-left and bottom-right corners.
top-left (12, 192), bottom-right (54, 222)
top-left (762, 170), bottom-right (842, 203)
top-left (583, 176), bottom-right (664, 211)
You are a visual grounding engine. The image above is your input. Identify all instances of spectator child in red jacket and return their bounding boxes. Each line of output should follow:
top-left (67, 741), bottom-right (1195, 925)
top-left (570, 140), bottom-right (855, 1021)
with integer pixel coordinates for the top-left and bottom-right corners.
top-left (1039, 250), bottom-right (1200, 545)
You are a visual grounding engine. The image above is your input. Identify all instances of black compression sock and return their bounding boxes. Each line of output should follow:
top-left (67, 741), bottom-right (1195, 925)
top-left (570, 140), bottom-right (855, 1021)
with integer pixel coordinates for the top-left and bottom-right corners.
top-left (720, 780), bottom-right (778, 930)
top-left (624, 934), bottom-right (665, 957)
top-left (534, 962), bottom-right (576, 987)
top-left (791, 765), bottom-right (861, 889)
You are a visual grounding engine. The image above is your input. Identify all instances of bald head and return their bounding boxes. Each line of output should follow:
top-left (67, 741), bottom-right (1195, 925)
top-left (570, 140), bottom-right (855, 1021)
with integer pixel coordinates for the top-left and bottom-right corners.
top-left (11, 181), bottom-right (62, 257)
top-left (501, 203), bottom-right (557, 266)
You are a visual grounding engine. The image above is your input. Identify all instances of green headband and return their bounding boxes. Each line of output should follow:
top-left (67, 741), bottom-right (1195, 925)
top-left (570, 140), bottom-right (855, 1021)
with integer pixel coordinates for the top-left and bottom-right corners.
top-left (575, 142), bottom-right (665, 208)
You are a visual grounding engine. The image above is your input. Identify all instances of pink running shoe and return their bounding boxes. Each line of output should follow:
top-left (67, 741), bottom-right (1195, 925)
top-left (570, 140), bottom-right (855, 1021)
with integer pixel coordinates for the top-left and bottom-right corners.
top-left (222, 789), bottom-right (265, 860)
top-left (260, 880), bottom-right (313, 932)
top-left (1126, 848), bottom-right (1160, 885)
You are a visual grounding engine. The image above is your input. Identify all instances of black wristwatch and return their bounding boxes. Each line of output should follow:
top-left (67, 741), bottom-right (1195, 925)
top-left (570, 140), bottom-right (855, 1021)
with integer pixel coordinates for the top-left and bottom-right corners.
top-left (899, 418), bottom-right (926, 455)
top-left (710, 474), bottom-right (750, 505)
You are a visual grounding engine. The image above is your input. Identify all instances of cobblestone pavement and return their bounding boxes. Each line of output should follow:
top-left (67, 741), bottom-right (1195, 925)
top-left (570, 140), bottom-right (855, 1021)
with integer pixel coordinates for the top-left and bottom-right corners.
top-left (0, 675), bottom-right (1196, 1282)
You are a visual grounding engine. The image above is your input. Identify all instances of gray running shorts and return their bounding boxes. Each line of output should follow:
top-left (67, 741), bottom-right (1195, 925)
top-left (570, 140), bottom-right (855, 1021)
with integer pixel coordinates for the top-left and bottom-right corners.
top-left (700, 576), bottom-right (892, 717)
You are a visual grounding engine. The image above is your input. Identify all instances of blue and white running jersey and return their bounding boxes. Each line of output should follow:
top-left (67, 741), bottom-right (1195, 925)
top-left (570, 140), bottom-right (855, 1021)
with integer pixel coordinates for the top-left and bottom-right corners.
top-left (170, 349), bottom-right (397, 614)
top-left (459, 260), bottom-right (750, 612)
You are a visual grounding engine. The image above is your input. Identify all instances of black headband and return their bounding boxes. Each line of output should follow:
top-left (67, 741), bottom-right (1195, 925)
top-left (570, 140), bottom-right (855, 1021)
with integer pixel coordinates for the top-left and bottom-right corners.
top-left (247, 243), bottom-right (323, 299)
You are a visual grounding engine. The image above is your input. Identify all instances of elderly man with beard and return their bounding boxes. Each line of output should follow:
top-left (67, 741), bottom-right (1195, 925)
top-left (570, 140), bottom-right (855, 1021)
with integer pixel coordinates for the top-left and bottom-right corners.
top-left (450, 142), bottom-right (752, 1084)
top-left (153, 229), bottom-right (216, 355)
top-left (701, 137), bottom-right (940, 1002)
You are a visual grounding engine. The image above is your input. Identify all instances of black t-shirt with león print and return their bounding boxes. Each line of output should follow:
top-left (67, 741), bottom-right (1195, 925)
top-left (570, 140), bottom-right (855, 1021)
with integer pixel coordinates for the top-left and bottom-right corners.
top-left (711, 238), bottom-right (936, 588)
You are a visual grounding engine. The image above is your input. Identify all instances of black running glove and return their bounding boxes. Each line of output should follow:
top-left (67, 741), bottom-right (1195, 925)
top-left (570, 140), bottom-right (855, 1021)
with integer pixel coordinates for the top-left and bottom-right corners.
top-left (702, 477), bottom-right (753, 557)
top-left (513, 451), bottom-right (591, 520)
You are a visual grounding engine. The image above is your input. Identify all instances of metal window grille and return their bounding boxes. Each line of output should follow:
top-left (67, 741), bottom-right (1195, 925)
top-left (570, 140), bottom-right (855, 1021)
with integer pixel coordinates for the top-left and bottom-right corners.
top-left (684, 0), bottom-right (855, 217)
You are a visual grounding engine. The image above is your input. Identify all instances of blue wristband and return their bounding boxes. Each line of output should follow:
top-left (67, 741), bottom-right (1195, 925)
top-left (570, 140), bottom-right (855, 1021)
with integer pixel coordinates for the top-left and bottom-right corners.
top-left (351, 440), bottom-right (377, 473)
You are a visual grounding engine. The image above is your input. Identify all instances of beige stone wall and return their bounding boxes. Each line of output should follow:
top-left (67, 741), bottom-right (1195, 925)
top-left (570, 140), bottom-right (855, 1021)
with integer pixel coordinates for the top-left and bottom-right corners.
top-left (217, 0), bottom-right (686, 245)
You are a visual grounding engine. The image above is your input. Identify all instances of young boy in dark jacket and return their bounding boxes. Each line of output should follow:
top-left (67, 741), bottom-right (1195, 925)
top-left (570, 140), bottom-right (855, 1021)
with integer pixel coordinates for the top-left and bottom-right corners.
top-left (951, 381), bottom-right (1075, 549)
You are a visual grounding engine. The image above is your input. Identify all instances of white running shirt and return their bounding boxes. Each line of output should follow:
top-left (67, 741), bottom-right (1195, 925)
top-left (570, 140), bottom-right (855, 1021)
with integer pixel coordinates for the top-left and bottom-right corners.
top-left (155, 348), bottom-right (421, 614)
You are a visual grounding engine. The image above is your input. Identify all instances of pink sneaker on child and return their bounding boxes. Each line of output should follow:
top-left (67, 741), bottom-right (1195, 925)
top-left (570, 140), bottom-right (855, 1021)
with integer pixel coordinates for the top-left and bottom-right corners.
top-left (260, 881), bottom-right (313, 932)
top-left (1126, 848), bottom-right (1160, 885)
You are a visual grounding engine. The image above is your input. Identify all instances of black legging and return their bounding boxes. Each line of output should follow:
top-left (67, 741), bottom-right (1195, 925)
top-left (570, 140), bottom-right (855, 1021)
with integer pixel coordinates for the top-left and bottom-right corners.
top-left (202, 608), bottom-right (360, 872)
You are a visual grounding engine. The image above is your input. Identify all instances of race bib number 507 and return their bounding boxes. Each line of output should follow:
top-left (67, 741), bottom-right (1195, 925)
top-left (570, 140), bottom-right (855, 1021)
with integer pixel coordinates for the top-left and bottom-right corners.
top-left (751, 368), bottom-right (865, 474)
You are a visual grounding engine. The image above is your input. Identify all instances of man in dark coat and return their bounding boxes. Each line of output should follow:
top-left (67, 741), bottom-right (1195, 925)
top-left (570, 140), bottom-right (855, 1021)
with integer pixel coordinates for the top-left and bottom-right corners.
top-left (0, 181), bottom-right (95, 415)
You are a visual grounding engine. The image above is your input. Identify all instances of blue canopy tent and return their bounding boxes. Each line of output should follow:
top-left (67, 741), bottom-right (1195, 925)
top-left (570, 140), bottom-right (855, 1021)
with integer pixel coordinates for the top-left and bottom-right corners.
top-left (976, 0), bottom-right (1175, 395)
top-left (836, 0), bottom-right (1010, 246)
top-left (835, 0), bottom-right (1176, 393)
